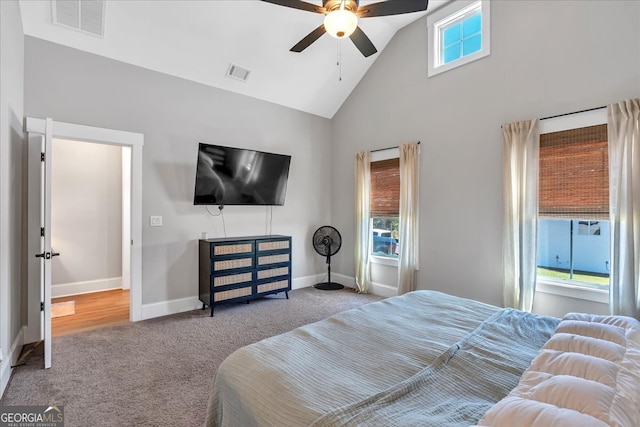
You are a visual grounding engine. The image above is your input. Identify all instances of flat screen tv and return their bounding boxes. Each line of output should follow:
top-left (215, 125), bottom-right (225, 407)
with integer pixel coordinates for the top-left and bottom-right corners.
top-left (193, 143), bottom-right (292, 206)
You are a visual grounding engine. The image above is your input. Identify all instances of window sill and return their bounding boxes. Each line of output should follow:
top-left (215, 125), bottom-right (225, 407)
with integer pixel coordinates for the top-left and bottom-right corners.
top-left (536, 279), bottom-right (609, 304)
top-left (370, 255), bottom-right (398, 267)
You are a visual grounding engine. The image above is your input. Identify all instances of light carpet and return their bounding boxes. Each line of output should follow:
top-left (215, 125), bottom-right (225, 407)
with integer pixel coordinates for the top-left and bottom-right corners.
top-left (0, 287), bottom-right (380, 427)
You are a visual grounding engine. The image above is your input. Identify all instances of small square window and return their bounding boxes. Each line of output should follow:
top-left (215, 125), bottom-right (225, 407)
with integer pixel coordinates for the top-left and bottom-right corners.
top-left (463, 34), bottom-right (482, 56)
top-left (443, 23), bottom-right (461, 46)
top-left (444, 44), bottom-right (461, 64)
top-left (428, 0), bottom-right (491, 77)
top-left (463, 13), bottom-right (482, 37)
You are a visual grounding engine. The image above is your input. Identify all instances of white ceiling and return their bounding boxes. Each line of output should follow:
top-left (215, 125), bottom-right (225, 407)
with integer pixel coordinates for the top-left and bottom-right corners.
top-left (19, 0), bottom-right (446, 118)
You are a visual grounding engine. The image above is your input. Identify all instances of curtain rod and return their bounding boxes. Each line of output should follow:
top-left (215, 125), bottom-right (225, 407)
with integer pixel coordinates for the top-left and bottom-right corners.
top-left (501, 105), bottom-right (607, 128)
top-left (370, 141), bottom-right (420, 153)
top-left (539, 105), bottom-right (606, 121)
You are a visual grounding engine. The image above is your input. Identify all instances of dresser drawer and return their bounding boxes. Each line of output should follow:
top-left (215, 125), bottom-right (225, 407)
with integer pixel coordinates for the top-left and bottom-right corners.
top-left (211, 241), bottom-right (254, 257)
top-left (213, 286), bottom-right (252, 302)
top-left (257, 279), bottom-right (289, 294)
top-left (213, 256), bottom-right (254, 272)
top-left (257, 239), bottom-right (290, 252)
top-left (213, 271), bottom-right (253, 288)
top-left (257, 266), bottom-right (289, 281)
top-left (257, 253), bottom-right (289, 267)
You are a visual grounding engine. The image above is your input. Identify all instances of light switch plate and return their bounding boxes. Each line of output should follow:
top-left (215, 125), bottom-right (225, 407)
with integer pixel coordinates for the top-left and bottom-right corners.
top-left (149, 216), bottom-right (162, 227)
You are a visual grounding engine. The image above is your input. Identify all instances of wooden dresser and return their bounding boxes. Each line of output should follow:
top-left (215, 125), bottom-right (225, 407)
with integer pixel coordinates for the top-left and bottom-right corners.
top-left (199, 235), bottom-right (292, 316)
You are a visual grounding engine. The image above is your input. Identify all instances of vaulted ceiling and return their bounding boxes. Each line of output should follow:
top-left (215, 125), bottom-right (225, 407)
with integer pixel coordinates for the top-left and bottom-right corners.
top-left (19, 0), bottom-right (445, 118)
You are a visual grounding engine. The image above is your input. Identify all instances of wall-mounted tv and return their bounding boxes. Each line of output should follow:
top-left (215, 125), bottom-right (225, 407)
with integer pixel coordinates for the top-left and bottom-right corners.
top-left (193, 143), bottom-right (292, 206)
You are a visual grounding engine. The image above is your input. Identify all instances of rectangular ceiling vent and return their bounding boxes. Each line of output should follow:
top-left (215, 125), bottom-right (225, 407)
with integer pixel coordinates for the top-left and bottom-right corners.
top-left (226, 63), bottom-right (251, 82)
top-left (52, 0), bottom-right (105, 38)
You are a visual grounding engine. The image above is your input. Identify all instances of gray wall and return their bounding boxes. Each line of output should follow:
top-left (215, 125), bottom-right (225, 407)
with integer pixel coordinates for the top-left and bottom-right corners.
top-left (330, 0), bottom-right (640, 308)
top-left (51, 139), bottom-right (122, 288)
top-left (24, 37), bottom-right (332, 305)
top-left (0, 0), bottom-right (25, 394)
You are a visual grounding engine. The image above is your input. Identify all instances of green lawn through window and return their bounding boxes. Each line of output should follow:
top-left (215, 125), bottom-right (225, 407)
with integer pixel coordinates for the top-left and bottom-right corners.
top-left (537, 267), bottom-right (609, 287)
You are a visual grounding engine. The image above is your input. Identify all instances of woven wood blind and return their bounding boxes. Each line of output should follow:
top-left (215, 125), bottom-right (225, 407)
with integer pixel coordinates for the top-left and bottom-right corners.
top-left (539, 124), bottom-right (608, 219)
top-left (370, 158), bottom-right (400, 216)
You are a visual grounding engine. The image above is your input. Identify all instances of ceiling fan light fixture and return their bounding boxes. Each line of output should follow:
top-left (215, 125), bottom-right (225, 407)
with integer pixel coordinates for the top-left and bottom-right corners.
top-left (324, 9), bottom-right (358, 39)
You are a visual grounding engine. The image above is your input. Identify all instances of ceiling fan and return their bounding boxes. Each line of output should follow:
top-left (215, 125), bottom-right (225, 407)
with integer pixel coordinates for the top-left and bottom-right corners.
top-left (261, 0), bottom-right (429, 57)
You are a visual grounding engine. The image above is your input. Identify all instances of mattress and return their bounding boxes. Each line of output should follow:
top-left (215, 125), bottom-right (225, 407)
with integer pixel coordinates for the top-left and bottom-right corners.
top-left (476, 312), bottom-right (640, 427)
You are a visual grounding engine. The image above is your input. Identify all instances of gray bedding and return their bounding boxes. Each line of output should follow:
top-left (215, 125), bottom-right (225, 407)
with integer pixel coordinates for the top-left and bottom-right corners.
top-left (205, 290), bottom-right (558, 427)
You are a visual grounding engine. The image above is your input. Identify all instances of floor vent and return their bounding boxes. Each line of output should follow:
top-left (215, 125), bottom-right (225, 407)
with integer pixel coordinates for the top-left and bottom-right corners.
top-left (52, 0), bottom-right (106, 37)
top-left (226, 63), bottom-right (251, 82)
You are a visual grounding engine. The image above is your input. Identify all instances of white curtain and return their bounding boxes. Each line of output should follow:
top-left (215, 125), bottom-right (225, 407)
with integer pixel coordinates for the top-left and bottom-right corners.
top-left (398, 143), bottom-right (420, 295)
top-left (502, 119), bottom-right (539, 312)
top-left (354, 151), bottom-right (371, 293)
top-left (608, 98), bottom-right (640, 319)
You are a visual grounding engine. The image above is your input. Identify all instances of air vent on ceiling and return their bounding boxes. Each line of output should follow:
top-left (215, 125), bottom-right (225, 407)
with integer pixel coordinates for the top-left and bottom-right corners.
top-left (52, 0), bottom-right (105, 37)
top-left (226, 63), bottom-right (250, 82)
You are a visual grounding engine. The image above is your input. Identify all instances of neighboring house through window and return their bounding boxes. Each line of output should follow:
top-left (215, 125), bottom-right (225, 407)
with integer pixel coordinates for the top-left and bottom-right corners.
top-left (427, 0), bottom-right (490, 77)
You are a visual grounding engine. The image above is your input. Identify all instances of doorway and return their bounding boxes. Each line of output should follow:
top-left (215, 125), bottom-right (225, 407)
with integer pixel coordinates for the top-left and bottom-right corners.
top-left (50, 138), bottom-right (130, 336)
top-left (25, 118), bottom-right (143, 364)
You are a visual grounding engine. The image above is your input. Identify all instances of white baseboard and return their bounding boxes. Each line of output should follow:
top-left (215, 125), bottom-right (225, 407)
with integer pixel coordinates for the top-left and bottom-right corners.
top-left (310, 273), bottom-right (398, 298)
top-left (370, 281), bottom-right (399, 298)
top-left (286, 273), bottom-right (397, 297)
top-left (52, 277), bottom-right (122, 298)
top-left (291, 274), bottom-right (324, 289)
top-left (140, 277), bottom-right (320, 320)
top-left (139, 274), bottom-right (395, 321)
top-left (141, 296), bottom-right (202, 321)
top-left (331, 273), bottom-right (356, 289)
top-left (332, 273), bottom-right (398, 298)
top-left (1, 326), bottom-right (25, 398)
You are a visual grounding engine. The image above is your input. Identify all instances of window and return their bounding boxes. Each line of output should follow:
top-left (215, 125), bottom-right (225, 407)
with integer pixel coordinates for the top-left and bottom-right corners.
top-left (578, 221), bottom-right (601, 236)
top-left (537, 122), bottom-right (610, 289)
top-left (427, 0), bottom-right (490, 77)
top-left (370, 157), bottom-right (399, 259)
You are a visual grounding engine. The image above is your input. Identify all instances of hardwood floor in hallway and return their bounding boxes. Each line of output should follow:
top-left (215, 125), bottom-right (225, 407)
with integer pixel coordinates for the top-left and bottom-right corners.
top-left (52, 289), bottom-right (130, 337)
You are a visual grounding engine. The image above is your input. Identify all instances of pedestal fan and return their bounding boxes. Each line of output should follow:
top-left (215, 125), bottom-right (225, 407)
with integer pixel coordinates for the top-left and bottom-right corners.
top-left (313, 225), bottom-right (344, 290)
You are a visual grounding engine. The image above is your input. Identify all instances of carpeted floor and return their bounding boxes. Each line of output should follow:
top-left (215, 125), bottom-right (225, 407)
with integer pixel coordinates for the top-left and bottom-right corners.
top-left (1, 287), bottom-right (380, 427)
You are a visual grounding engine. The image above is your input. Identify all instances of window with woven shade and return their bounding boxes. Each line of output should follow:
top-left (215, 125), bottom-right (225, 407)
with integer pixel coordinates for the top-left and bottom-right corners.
top-left (537, 122), bottom-right (610, 289)
top-left (539, 124), bottom-right (609, 220)
top-left (370, 158), bottom-right (400, 216)
top-left (370, 158), bottom-right (400, 258)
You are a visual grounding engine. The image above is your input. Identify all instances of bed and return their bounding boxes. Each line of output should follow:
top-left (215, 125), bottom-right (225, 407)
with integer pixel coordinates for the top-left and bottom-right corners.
top-left (205, 290), bottom-right (640, 427)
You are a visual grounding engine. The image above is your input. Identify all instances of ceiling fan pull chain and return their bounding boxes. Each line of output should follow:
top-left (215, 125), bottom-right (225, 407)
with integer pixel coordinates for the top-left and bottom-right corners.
top-left (339, 41), bottom-right (343, 81)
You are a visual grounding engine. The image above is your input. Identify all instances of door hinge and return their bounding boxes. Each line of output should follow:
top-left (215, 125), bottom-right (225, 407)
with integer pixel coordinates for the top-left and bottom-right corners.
top-left (41, 152), bottom-right (45, 162)
top-left (41, 227), bottom-right (45, 237)
top-left (40, 302), bottom-right (44, 312)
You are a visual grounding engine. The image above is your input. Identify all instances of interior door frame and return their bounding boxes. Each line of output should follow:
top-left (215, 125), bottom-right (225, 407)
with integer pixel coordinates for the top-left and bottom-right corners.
top-left (26, 118), bottom-right (144, 332)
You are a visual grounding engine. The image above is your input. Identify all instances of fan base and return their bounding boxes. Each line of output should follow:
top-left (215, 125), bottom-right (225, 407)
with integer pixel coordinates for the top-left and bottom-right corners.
top-left (314, 282), bottom-right (344, 291)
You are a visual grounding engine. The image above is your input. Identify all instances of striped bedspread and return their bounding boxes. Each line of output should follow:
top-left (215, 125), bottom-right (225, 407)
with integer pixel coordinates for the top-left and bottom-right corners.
top-left (310, 308), bottom-right (559, 427)
top-left (205, 291), bottom-right (557, 427)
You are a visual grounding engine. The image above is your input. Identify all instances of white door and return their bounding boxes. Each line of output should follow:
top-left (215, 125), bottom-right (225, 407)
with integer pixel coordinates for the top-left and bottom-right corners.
top-left (38, 118), bottom-right (54, 368)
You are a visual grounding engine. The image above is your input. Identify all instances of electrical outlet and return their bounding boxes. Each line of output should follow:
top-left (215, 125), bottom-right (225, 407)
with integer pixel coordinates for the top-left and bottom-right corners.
top-left (149, 216), bottom-right (163, 227)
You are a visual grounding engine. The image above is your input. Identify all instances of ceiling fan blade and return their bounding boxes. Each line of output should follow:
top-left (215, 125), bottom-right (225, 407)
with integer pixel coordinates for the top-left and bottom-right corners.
top-left (350, 26), bottom-right (377, 57)
top-left (261, 0), bottom-right (324, 14)
top-left (291, 24), bottom-right (327, 53)
top-left (357, 0), bottom-right (429, 18)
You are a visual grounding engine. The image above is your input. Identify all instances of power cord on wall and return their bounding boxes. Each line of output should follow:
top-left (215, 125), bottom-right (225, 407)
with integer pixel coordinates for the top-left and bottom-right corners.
top-left (205, 205), bottom-right (227, 238)
top-left (265, 205), bottom-right (275, 236)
